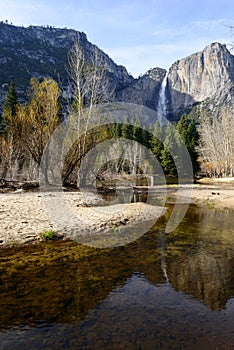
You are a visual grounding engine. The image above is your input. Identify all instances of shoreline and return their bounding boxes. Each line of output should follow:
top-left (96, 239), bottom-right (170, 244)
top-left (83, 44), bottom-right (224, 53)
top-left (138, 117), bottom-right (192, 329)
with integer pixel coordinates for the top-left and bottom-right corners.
top-left (0, 191), bottom-right (165, 248)
top-left (0, 180), bottom-right (233, 249)
top-left (169, 178), bottom-right (234, 210)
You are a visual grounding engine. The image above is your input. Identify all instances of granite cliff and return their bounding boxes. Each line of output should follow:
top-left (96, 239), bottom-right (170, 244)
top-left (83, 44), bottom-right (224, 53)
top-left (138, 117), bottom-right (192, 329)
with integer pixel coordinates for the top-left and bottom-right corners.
top-left (118, 42), bottom-right (234, 119)
top-left (166, 42), bottom-right (234, 118)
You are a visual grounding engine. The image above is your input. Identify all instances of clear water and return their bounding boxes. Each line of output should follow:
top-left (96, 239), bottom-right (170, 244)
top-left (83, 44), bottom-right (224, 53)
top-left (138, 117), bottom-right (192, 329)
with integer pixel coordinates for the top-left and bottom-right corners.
top-left (0, 204), bottom-right (234, 349)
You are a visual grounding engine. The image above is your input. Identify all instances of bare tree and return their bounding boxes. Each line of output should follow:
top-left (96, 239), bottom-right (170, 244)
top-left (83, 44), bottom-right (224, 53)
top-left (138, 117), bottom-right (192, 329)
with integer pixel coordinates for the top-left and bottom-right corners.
top-left (197, 107), bottom-right (234, 177)
top-left (62, 38), bottom-right (113, 187)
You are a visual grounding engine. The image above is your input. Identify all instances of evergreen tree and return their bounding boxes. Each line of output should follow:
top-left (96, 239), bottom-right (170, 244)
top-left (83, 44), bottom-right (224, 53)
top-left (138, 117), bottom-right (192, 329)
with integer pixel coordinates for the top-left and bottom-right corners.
top-left (161, 124), bottom-right (178, 176)
top-left (133, 119), bottom-right (148, 147)
top-left (150, 121), bottom-right (164, 160)
top-left (176, 115), bottom-right (199, 174)
top-left (1, 82), bottom-right (18, 133)
top-left (133, 120), bottom-right (143, 143)
top-left (111, 123), bottom-right (122, 138)
top-left (161, 146), bottom-right (177, 175)
top-left (122, 117), bottom-right (133, 139)
top-left (142, 128), bottom-right (151, 148)
top-left (3, 82), bottom-right (17, 117)
top-left (0, 113), bottom-right (5, 134)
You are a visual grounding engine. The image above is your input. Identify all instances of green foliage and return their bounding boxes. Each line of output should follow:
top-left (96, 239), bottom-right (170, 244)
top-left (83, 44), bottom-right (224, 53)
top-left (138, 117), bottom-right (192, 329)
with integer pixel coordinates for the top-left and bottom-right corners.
top-left (22, 77), bottom-right (61, 166)
top-left (111, 123), bottom-right (122, 138)
top-left (3, 82), bottom-right (17, 116)
top-left (110, 118), bottom-right (151, 148)
top-left (121, 117), bottom-right (134, 139)
top-left (0, 113), bottom-right (5, 135)
top-left (103, 116), bottom-right (200, 177)
top-left (1, 82), bottom-right (18, 134)
top-left (150, 121), bottom-right (164, 160)
top-left (0, 74), bottom-right (200, 184)
top-left (176, 114), bottom-right (199, 173)
top-left (41, 230), bottom-right (57, 241)
top-left (160, 124), bottom-right (178, 176)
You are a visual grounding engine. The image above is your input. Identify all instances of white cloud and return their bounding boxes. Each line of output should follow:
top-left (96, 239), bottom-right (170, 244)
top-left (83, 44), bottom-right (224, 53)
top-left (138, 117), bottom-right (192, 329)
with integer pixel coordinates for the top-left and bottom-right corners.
top-left (152, 18), bottom-right (229, 39)
top-left (191, 19), bottom-right (227, 31)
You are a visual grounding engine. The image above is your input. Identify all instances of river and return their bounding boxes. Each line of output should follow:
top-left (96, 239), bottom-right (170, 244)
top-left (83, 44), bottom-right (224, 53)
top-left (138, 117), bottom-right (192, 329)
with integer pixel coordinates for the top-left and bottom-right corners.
top-left (0, 202), bottom-right (233, 349)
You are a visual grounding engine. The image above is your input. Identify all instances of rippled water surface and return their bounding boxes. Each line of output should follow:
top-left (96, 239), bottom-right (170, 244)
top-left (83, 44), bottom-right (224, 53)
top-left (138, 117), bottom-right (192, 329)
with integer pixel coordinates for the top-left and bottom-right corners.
top-left (0, 204), bottom-right (234, 349)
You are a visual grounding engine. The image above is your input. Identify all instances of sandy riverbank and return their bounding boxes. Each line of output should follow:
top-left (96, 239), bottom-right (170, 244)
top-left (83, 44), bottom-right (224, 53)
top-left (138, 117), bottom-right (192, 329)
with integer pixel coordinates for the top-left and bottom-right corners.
top-left (0, 191), bottom-right (165, 247)
top-left (0, 179), bottom-right (233, 247)
top-left (169, 178), bottom-right (234, 210)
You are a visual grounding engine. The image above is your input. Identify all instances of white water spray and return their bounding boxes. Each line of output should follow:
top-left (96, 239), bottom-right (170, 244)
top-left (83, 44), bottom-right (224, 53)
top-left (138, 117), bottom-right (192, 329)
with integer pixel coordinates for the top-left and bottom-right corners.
top-left (157, 71), bottom-right (168, 123)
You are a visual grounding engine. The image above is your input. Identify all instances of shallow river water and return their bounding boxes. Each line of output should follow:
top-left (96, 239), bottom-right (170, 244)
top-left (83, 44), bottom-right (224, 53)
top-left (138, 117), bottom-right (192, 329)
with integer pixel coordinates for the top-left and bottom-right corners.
top-left (0, 203), bottom-right (234, 349)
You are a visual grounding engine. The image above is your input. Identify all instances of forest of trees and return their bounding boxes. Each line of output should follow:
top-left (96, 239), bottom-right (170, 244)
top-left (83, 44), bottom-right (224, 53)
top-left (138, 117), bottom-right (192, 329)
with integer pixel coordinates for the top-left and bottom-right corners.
top-left (0, 40), bottom-right (233, 187)
top-left (0, 78), bottom-right (199, 186)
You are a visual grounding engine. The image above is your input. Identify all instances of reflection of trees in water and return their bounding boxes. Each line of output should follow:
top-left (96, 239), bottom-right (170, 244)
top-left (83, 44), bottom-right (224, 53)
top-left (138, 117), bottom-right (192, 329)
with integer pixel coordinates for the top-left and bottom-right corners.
top-left (167, 248), bottom-right (234, 310)
top-left (0, 206), bottom-right (233, 329)
top-left (0, 239), bottom-right (163, 329)
top-left (164, 205), bottom-right (234, 310)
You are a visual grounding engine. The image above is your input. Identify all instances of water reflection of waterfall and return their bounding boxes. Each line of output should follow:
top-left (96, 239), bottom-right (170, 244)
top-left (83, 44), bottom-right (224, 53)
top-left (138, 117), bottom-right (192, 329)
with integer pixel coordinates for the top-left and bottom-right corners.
top-left (157, 229), bottom-right (170, 285)
top-left (157, 71), bottom-right (168, 123)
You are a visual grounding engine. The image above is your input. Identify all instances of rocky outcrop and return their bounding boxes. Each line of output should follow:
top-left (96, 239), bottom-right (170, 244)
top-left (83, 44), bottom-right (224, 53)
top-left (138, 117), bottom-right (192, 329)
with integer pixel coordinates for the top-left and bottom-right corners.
top-left (117, 67), bottom-right (166, 111)
top-left (0, 22), bottom-right (133, 107)
top-left (166, 42), bottom-right (234, 117)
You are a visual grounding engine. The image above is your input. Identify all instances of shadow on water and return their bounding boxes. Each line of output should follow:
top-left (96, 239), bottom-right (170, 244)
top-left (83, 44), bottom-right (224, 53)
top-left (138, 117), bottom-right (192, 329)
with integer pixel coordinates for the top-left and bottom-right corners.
top-left (0, 203), bottom-right (234, 349)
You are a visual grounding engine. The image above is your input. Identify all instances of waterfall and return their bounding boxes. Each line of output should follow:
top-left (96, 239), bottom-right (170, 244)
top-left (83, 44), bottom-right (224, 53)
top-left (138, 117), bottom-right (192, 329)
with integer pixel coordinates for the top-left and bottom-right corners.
top-left (157, 71), bottom-right (168, 123)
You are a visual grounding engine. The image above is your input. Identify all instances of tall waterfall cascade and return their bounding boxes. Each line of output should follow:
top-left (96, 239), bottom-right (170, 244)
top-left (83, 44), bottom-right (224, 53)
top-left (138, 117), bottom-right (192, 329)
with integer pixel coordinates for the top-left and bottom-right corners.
top-left (157, 71), bottom-right (168, 123)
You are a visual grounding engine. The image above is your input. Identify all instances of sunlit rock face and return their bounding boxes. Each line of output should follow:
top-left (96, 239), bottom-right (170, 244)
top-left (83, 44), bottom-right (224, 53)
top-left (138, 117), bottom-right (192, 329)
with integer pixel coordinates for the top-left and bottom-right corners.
top-left (166, 42), bottom-right (234, 116)
top-left (114, 43), bottom-right (234, 119)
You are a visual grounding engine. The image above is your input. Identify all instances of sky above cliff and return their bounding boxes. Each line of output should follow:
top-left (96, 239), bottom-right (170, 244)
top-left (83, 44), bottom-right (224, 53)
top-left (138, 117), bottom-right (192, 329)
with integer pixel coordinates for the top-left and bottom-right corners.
top-left (1, 0), bottom-right (234, 77)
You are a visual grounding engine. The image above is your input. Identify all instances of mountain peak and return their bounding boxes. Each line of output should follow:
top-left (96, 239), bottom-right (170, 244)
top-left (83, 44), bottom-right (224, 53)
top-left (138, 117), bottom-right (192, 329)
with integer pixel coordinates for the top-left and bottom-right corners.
top-left (144, 67), bottom-right (166, 81)
top-left (167, 41), bottom-right (234, 117)
top-left (206, 41), bottom-right (227, 50)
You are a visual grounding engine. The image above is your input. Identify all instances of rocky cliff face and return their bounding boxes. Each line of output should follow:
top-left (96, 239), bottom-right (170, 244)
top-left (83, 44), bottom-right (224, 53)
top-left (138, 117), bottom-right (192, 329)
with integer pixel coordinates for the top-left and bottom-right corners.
top-left (117, 42), bottom-right (234, 119)
top-left (0, 22), bottom-right (234, 119)
top-left (166, 42), bottom-right (234, 117)
top-left (0, 22), bottom-right (133, 107)
top-left (117, 67), bottom-right (166, 111)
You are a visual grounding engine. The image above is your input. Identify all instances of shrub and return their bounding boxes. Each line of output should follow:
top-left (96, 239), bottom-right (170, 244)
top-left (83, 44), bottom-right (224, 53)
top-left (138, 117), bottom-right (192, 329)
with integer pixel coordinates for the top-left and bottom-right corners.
top-left (41, 230), bottom-right (57, 241)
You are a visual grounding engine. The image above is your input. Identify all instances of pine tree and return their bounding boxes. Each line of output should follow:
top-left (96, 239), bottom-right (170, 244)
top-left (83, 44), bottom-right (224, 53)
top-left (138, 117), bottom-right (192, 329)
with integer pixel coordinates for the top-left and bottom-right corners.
top-left (111, 123), bottom-right (122, 138)
top-left (3, 82), bottom-right (17, 117)
top-left (0, 113), bottom-right (5, 134)
top-left (176, 115), bottom-right (199, 174)
top-left (161, 124), bottom-right (178, 176)
top-left (1, 82), bottom-right (18, 133)
top-left (133, 122), bottom-right (143, 143)
top-left (122, 117), bottom-right (133, 139)
top-left (150, 121), bottom-right (164, 160)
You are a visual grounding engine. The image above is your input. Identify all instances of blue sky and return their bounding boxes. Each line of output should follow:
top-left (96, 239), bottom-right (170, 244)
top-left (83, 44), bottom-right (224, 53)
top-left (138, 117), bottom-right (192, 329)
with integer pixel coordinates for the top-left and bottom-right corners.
top-left (1, 0), bottom-right (234, 77)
